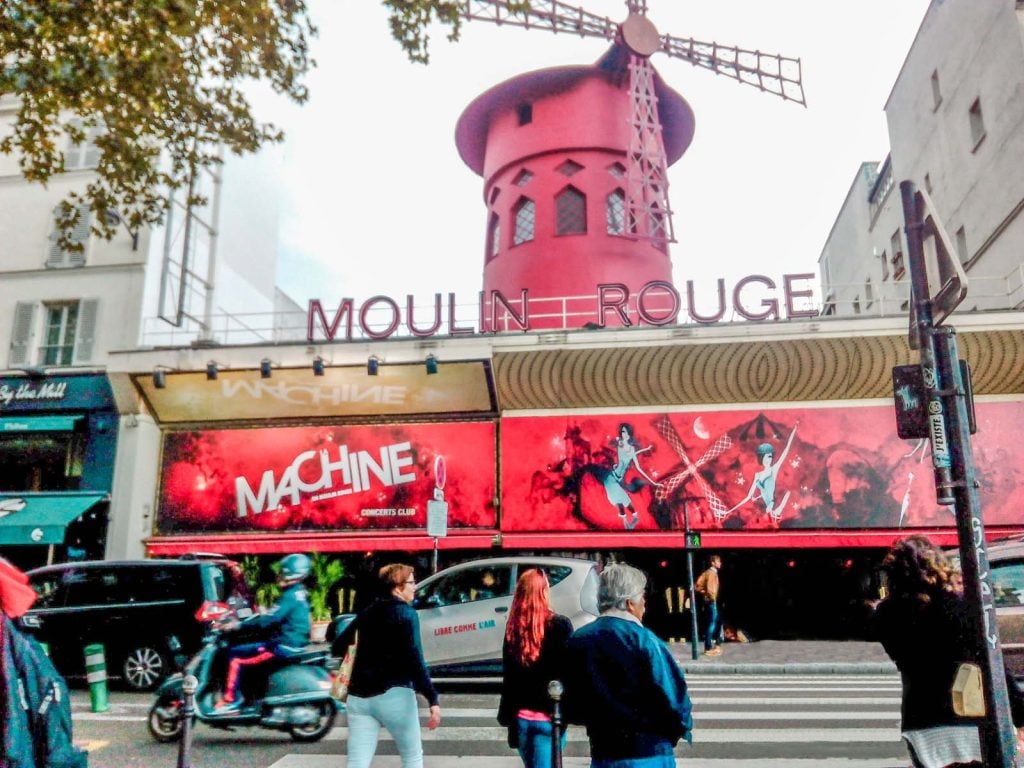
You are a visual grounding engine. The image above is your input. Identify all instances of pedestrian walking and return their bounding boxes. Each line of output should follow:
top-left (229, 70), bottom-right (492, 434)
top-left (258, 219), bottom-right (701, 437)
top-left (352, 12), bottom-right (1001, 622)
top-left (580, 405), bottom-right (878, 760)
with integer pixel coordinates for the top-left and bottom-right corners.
top-left (694, 554), bottom-right (723, 656)
top-left (0, 556), bottom-right (88, 768)
top-left (497, 568), bottom-right (573, 768)
top-left (873, 535), bottom-right (1024, 767)
top-left (564, 563), bottom-right (693, 768)
top-left (333, 563), bottom-right (441, 768)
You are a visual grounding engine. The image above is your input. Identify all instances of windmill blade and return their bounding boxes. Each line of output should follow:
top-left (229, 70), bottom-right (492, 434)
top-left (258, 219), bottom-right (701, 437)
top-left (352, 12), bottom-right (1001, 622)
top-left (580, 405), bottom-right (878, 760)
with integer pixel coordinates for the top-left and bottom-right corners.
top-left (462, 0), bottom-right (618, 43)
top-left (693, 434), bottom-right (732, 468)
top-left (660, 33), bottom-right (806, 106)
top-left (694, 474), bottom-right (730, 521)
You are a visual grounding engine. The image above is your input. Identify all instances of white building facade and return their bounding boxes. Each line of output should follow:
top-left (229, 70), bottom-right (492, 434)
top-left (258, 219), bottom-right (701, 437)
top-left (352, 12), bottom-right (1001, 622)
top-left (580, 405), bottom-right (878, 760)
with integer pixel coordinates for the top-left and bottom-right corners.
top-left (820, 0), bottom-right (1024, 316)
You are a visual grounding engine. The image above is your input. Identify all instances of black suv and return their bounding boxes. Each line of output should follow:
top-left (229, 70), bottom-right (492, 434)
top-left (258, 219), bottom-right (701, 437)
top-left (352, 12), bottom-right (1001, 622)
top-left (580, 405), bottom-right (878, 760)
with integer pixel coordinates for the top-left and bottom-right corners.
top-left (20, 557), bottom-right (251, 691)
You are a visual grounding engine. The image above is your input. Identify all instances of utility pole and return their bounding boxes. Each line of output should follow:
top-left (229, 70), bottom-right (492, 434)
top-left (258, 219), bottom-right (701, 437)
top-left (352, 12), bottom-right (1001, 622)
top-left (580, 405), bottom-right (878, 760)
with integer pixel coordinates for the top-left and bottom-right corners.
top-left (898, 180), bottom-right (1017, 767)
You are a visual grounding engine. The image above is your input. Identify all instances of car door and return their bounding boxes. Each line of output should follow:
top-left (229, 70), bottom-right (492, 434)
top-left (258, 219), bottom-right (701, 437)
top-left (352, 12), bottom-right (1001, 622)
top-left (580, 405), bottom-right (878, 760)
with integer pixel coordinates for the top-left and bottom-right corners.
top-left (24, 569), bottom-right (73, 670)
top-left (991, 560), bottom-right (1024, 679)
top-left (415, 563), bottom-right (514, 669)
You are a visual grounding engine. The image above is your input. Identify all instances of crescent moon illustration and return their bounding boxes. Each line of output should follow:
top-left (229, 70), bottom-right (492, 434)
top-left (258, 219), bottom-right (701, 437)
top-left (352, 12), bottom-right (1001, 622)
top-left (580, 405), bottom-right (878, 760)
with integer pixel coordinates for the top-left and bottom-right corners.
top-left (693, 417), bottom-right (710, 440)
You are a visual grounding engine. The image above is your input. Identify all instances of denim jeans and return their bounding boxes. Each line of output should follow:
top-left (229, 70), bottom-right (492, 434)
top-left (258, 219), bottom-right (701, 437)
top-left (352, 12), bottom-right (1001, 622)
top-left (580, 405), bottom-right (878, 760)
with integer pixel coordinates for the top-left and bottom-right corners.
top-left (517, 717), bottom-right (566, 768)
top-left (346, 686), bottom-right (423, 768)
top-left (704, 600), bottom-right (720, 650)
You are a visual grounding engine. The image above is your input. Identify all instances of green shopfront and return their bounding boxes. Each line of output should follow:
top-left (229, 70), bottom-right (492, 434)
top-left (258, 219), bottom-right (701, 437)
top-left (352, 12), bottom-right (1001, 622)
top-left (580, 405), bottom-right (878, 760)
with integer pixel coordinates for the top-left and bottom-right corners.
top-left (0, 374), bottom-right (117, 568)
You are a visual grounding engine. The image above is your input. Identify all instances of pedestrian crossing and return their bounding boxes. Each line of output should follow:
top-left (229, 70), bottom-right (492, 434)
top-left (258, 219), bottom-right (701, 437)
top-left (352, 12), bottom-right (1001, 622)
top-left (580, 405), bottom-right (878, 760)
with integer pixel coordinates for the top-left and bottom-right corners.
top-left (304, 673), bottom-right (909, 766)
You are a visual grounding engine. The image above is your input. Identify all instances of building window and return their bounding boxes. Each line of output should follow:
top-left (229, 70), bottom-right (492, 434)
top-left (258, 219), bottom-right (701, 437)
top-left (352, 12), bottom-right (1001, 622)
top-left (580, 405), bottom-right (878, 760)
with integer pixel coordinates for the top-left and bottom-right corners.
top-left (852, 295), bottom-right (861, 315)
top-left (879, 249), bottom-right (889, 280)
top-left (46, 204), bottom-right (91, 268)
top-left (930, 70), bottom-right (942, 111)
top-left (607, 162), bottom-right (626, 179)
top-left (865, 279), bottom-right (874, 308)
top-left (64, 118), bottom-right (102, 171)
top-left (487, 213), bottom-right (501, 260)
top-left (41, 302), bottom-right (79, 365)
top-left (555, 186), bottom-right (586, 235)
top-left (956, 226), bottom-right (968, 264)
top-left (488, 187), bottom-right (501, 204)
top-left (891, 230), bottom-right (905, 278)
top-left (556, 160), bottom-right (584, 177)
top-left (517, 103), bottom-right (532, 126)
top-left (969, 98), bottom-right (986, 150)
top-left (822, 293), bottom-right (835, 316)
top-left (512, 197), bottom-right (535, 245)
top-left (606, 189), bottom-right (626, 235)
top-left (513, 169), bottom-right (533, 187)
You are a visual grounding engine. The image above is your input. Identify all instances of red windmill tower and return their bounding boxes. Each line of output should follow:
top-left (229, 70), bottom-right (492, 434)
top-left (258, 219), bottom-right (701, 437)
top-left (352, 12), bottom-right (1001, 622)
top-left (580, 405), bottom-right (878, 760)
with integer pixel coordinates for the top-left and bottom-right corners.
top-left (454, 1), bottom-right (805, 330)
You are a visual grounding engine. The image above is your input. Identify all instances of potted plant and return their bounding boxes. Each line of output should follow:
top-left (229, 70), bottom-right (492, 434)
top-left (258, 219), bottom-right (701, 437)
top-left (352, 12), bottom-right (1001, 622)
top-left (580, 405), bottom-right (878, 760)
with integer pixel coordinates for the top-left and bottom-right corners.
top-left (307, 553), bottom-right (344, 643)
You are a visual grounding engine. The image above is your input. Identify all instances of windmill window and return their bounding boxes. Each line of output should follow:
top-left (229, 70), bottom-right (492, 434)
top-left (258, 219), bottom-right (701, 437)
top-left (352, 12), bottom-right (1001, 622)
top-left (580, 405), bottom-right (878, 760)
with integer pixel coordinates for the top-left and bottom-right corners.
top-left (516, 103), bottom-right (532, 126)
top-left (489, 187), bottom-right (501, 204)
top-left (930, 70), bottom-right (942, 111)
top-left (891, 230), bottom-right (905, 279)
top-left (513, 169), bottom-right (533, 187)
top-left (487, 212), bottom-right (501, 261)
top-left (606, 189), bottom-right (626, 235)
top-left (512, 197), bottom-right (535, 246)
top-left (879, 249), bottom-right (889, 281)
top-left (865, 279), bottom-right (874, 308)
top-left (555, 186), bottom-right (586, 235)
top-left (46, 204), bottom-right (91, 268)
top-left (556, 160), bottom-right (584, 177)
top-left (607, 162), bottom-right (626, 179)
top-left (852, 296), bottom-right (861, 315)
top-left (968, 98), bottom-right (986, 150)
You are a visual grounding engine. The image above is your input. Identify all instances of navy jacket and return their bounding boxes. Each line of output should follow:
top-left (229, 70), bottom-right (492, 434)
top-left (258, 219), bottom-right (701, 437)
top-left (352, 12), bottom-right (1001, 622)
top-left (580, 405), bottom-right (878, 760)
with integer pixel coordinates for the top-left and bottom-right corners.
top-left (565, 614), bottom-right (693, 760)
top-left (336, 596), bottom-right (439, 706)
top-left (244, 582), bottom-right (311, 653)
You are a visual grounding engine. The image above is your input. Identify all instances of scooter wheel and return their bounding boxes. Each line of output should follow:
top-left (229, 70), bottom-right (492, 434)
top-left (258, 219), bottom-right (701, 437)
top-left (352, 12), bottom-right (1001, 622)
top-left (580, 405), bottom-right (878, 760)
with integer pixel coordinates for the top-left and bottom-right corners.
top-left (147, 695), bottom-right (185, 743)
top-left (289, 701), bottom-right (337, 743)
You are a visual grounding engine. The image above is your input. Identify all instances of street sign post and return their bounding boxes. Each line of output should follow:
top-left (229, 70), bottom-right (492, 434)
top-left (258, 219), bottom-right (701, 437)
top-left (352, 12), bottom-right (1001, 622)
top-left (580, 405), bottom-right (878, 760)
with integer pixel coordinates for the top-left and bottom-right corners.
top-left (899, 180), bottom-right (1017, 767)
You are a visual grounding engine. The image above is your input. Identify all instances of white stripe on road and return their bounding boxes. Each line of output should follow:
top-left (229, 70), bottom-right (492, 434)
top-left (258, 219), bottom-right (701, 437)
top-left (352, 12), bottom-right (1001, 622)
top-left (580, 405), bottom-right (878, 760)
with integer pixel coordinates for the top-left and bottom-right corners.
top-left (322, 726), bottom-right (900, 743)
top-left (272, 759), bottom-right (904, 768)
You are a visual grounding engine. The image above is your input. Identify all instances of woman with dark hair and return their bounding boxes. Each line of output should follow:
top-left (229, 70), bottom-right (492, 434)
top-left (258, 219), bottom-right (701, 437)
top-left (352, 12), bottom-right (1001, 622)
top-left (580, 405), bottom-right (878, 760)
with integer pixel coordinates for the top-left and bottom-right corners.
top-left (874, 535), bottom-right (1020, 767)
top-left (498, 568), bottom-right (574, 768)
top-left (334, 563), bottom-right (441, 768)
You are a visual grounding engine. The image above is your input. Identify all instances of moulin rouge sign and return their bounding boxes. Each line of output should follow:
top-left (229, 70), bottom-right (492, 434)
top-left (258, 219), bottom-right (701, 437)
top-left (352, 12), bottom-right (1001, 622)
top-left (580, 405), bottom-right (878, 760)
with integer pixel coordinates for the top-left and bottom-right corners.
top-left (306, 274), bottom-right (818, 341)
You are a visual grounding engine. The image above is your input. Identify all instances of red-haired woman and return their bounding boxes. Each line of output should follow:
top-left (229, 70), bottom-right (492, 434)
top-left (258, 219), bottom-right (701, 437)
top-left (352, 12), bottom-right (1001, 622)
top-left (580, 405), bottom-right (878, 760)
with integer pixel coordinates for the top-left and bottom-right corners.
top-left (498, 568), bottom-right (574, 768)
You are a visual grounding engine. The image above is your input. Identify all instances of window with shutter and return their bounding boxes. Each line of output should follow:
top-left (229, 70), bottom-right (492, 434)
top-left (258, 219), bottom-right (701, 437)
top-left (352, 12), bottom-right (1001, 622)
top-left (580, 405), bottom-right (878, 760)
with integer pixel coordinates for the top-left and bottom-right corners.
top-left (9, 302), bottom-right (37, 367)
top-left (64, 119), bottom-right (103, 171)
top-left (74, 299), bottom-right (98, 363)
top-left (45, 205), bottom-right (91, 268)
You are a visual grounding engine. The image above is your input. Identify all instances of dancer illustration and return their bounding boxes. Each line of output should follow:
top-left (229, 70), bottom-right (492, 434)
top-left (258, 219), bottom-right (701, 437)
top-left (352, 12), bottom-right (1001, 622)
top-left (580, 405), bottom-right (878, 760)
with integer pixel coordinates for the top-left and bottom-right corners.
top-left (600, 423), bottom-right (661, 530)
top-left (725, 422), bottom-right (798, 524)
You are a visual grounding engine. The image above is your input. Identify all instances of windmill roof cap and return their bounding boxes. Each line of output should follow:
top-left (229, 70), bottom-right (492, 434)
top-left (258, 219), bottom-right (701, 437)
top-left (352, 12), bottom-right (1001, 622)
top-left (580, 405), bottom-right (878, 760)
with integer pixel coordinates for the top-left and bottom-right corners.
top-left (455, 45), bottom-right (695, 176)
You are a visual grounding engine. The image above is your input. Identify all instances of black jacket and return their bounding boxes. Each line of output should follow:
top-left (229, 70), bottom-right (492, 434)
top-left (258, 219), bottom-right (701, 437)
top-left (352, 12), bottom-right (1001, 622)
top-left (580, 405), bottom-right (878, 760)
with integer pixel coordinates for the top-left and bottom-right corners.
top-left (497, 613), bottom-right (573, 727)
top-left (335, 596), bottom-right (439, 706)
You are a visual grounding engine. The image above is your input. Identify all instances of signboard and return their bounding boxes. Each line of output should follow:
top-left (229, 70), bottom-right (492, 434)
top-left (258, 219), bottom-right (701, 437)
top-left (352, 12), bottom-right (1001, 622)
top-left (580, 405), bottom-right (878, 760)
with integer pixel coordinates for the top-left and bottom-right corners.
top-left (157, 421), bottom-right (496, 533)
top-left (135, 362), bottom-right (495, 423)
top-left (0, 375), bottom-right (114, 413)
top-left (500, 402), bottom-right (1024, 532)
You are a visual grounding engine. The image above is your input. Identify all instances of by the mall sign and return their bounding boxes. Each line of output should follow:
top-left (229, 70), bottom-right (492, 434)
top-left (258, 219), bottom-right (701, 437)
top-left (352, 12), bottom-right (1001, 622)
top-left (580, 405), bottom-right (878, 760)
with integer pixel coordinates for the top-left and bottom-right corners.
top-left (308, 274), bottom-right (818, 342)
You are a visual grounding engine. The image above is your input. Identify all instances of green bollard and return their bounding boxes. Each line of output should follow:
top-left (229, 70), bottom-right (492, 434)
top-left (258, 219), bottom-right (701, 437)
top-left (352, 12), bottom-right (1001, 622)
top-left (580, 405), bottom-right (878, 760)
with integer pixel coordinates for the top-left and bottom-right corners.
top-left (83, 643), bottom-right (109, 713)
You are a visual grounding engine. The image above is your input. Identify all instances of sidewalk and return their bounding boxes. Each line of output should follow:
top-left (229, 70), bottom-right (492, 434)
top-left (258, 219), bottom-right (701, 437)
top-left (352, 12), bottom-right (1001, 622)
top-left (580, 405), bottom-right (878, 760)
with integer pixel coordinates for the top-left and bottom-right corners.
top-left (669, 638), bottom-right (897, 675)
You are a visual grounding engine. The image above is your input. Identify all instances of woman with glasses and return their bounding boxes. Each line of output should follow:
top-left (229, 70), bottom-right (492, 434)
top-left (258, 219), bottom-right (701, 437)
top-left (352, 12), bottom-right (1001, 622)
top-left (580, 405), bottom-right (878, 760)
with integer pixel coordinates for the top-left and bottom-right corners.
top-left (498, 568), bottom-right (574, 768)
top-left (333, 564), bottom-right (441, 768)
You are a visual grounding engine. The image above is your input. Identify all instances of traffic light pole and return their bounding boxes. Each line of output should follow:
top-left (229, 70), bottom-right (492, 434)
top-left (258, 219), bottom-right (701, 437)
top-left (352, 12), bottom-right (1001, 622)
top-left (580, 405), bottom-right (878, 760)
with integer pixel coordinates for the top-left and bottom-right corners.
top-left (683, 498), bottom-right (700, 661)
top-left (900, 180), bottom-right (1018, 767)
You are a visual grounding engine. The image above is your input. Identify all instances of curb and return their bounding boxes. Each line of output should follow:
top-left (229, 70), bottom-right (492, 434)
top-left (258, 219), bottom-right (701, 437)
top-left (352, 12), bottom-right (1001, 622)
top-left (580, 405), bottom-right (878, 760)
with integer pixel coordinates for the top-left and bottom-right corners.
top-left (678, 661), bottom-right (898, 675)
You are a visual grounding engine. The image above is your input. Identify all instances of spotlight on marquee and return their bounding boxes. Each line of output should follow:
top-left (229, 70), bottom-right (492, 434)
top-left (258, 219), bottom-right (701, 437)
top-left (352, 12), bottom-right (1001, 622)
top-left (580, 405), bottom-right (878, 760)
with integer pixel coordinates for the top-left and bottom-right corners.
top-left (153, 368), bottom-right (167, 389)
top-left (313, 356), bottom-right (325, 376)
top-left (425, 354), bottom-right (438, 375)
top-left (206, 361), bottom-right (218, 381)
top-left (260, 358), bottom-right (272, 379)
top-left (367, 356), bottom-right (380, 376)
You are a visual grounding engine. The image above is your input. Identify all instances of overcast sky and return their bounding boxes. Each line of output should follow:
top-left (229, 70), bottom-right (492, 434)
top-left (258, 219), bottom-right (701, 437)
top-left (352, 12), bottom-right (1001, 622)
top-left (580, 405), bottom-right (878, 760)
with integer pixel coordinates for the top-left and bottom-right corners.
top-left (262, 0), bottom-right (932, 310)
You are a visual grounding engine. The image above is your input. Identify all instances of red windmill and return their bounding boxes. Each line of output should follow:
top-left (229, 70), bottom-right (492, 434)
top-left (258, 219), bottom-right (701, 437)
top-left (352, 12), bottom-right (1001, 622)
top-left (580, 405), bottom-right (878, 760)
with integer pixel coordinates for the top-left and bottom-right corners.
top-left (461, 0), bottom-right (805, 247)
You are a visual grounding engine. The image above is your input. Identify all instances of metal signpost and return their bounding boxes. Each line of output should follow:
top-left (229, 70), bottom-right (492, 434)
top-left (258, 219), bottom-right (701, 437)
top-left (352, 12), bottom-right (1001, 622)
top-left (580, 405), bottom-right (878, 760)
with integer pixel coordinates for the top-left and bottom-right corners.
top-left (682, 497), bottom-right (702, 661)
top-left (897, 180), bottom-right (1018, 767)
top-left (427, 455), bottom-right (449, 574)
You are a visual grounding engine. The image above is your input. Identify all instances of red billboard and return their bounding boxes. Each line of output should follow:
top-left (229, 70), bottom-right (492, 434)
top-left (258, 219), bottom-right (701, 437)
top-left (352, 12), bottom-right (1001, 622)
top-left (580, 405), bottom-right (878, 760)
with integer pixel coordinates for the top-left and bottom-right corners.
top-left (500, 403), bottom-right (1024, 532)
top-left (158, 422), bottom-right (496, 533)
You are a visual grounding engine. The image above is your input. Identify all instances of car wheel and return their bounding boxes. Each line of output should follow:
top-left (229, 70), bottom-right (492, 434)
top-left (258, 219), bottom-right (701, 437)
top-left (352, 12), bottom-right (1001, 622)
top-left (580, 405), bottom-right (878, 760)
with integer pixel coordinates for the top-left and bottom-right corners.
top-left (147, 695), bottom-right (184, 742)
top-left (123, 645), bottom-right (168, 691)
top-left (289, 701), bottom-right (337, 742)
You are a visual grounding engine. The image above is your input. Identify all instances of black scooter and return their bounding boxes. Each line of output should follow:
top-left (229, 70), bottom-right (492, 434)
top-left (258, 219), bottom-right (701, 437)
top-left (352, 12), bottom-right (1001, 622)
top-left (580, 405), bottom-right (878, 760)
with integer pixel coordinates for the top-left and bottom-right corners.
top-left (147, 601), bottom-right (339, 743)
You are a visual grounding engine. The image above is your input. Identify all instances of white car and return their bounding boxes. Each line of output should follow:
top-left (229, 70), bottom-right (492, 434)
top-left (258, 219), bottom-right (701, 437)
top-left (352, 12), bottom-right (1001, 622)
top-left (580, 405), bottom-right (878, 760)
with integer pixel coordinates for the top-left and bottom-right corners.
top-left (413, 556), bottom-right (600, 676)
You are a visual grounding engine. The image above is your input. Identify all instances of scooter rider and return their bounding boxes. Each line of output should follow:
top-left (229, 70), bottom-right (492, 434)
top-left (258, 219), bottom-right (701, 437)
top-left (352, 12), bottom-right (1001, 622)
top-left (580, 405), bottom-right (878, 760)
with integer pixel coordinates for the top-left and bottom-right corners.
top-left (214, 553), bottom-right (312, 712)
